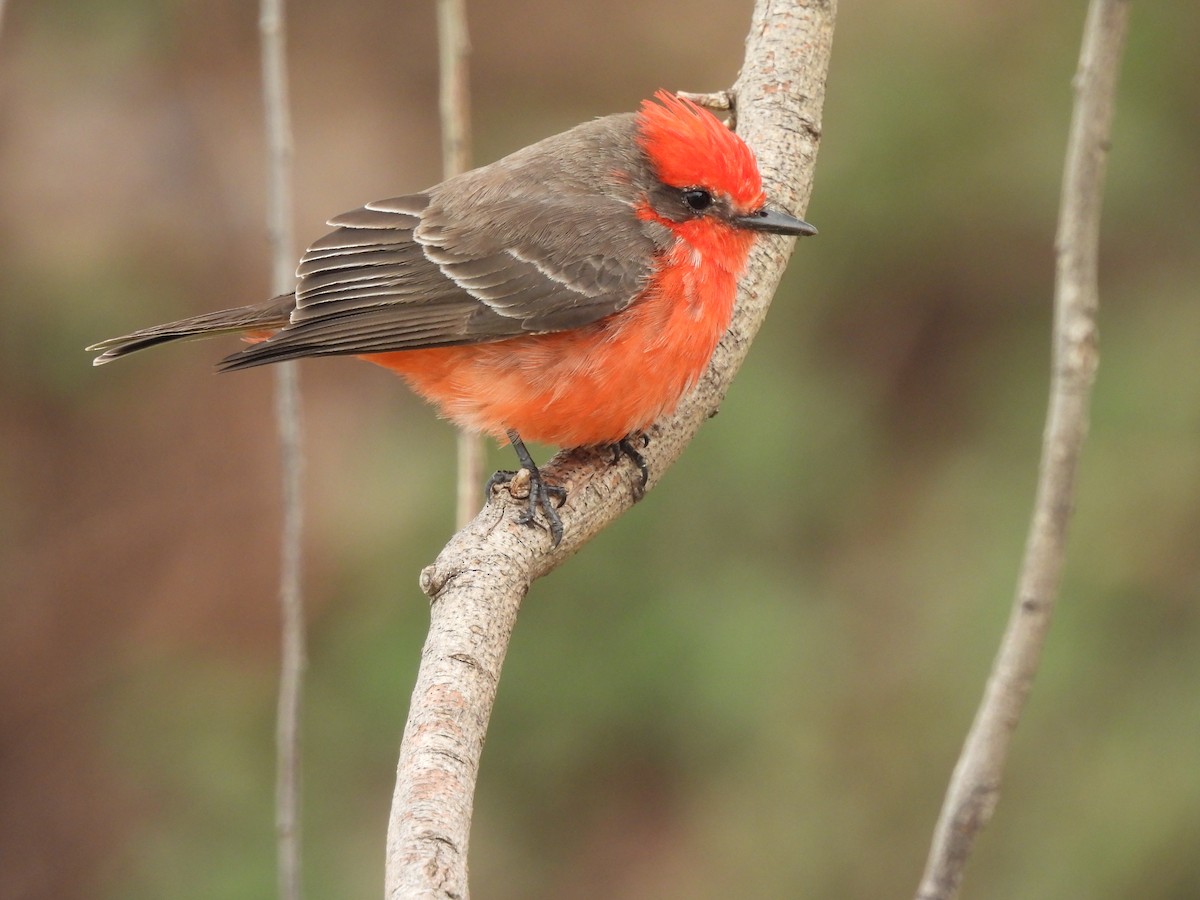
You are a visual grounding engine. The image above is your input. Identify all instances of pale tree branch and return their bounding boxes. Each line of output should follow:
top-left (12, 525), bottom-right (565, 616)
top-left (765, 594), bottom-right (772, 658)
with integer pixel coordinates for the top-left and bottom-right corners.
top-left (675, 89), bottom-right (735, 114)
top-left (436, 0), bottom-right (484, 531)
top-left (383, 1), bottom-right (836, 896)
top-left (914, 2), bottom-right (1129, 898)
top-left (437, 0), bottom-right (472, 181)
top-left (259, 1), bottom-right (306, 898)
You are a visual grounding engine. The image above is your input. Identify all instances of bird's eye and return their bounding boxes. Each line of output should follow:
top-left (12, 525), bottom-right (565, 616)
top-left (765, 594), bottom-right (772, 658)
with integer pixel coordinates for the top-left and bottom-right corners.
top-left (682, 189), bottom-right (713, 212)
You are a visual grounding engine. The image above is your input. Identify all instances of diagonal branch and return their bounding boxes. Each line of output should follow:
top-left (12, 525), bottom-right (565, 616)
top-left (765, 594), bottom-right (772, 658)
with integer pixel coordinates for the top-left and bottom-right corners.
top-left (915, 2), bottom-right (1130, 898)
top-left (384, 1), bottom-right (837, 897)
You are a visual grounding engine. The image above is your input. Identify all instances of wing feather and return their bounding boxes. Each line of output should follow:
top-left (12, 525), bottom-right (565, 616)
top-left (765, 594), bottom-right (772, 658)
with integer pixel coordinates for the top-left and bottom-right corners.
top-left (221, 162), bottom-right (660, 371)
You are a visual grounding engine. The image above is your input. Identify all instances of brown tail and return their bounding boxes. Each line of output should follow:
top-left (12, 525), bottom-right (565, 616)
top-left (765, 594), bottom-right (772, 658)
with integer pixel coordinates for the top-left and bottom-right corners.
top-left (87, 294), bottom-right (295, 366)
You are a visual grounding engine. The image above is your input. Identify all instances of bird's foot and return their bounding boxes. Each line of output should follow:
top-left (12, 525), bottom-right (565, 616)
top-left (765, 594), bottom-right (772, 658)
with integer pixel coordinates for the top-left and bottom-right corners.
top-left (486, 467), bottom-right (566, 547)
top-left (488, 431), bottom-right (567, 547)
top-left (611, 433), bottom-right (650, 499)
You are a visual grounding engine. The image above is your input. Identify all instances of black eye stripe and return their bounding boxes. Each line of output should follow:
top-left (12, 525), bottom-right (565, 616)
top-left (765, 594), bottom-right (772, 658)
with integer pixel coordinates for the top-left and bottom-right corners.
top-left (682, 188), bottom-right (713, 212)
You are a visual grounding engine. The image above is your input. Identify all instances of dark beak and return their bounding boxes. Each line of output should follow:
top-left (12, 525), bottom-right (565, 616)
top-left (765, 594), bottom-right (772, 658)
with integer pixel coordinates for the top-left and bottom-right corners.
top-left (736, 206), bottom-right (818, 237)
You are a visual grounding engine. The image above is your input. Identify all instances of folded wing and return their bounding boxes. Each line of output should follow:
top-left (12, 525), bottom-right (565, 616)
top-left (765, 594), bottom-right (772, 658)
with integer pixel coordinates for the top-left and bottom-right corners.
top-left (219, 186), bottom-right (653, 371)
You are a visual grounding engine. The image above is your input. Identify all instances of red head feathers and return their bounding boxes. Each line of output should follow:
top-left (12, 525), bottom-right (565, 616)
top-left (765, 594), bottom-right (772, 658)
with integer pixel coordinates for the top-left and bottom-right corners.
top-left (635, 90), bottom-right (766, 213)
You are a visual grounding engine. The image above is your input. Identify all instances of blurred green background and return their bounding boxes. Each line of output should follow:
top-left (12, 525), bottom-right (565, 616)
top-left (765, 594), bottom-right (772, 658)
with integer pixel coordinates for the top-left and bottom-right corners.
top-left (2, 1), bottom-right (1198, 897)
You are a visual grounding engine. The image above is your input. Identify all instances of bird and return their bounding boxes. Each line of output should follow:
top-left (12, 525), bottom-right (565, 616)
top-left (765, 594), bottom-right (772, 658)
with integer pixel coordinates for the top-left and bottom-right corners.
top-left (88, 90), bottom-right (816, 546)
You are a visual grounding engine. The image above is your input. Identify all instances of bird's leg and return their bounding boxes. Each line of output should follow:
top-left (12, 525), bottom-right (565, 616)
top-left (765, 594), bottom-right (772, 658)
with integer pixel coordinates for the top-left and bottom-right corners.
top-left (487, 430), bottom-right (567, 546)
top-left (611, 433), bottom-right (650, 499)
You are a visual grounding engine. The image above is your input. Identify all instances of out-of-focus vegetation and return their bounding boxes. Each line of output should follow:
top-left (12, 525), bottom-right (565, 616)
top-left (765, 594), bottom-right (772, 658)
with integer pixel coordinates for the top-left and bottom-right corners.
top-left (2, 1), bottom-right (1197, 898)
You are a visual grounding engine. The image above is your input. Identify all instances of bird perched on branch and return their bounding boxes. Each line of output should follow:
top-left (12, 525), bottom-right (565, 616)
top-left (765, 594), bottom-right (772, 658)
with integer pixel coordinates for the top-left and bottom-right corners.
top-left (89, 90), bottom-right (816, 546)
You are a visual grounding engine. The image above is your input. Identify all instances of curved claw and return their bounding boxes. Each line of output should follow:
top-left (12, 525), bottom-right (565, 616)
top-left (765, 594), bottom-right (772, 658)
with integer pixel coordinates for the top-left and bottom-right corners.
top-left (515, 475), bottom-right (566, 546)
top-left (487, 430), bottom-right (568, 547)
top-left (611, 434), bottom-right (650, 499)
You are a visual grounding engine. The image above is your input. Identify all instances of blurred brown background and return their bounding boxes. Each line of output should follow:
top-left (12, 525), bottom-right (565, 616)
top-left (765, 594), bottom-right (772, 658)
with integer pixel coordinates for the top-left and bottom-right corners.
top-left (2, 1), bottom-right (1198, 897)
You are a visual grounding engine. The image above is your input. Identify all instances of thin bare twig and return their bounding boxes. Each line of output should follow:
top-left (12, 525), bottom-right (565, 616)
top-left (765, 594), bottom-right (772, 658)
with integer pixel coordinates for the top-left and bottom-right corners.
top-left (384, 2), bottom-right (836, 896)
top-left (259, 1), bottom-right (306, 898)
top-left (675, 90), bottom-right (736, 127)
top-left (438, 0), bottom-right (471, 178)
top-left (437, 0), bottom-right (482, 530)
top-left (915, 3), bottom-right (1129, 898)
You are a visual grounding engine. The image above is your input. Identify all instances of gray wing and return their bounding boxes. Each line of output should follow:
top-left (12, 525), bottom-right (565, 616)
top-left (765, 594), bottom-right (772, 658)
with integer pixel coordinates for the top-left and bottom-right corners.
top-left (218, 187), bottom-right (653, 371)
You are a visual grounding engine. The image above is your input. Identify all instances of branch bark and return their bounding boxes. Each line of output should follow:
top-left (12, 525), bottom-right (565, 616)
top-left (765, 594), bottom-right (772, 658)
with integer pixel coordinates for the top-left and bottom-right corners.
top-left (915, 2), bottom-right (1129, 898)
top-left (259, 1), bottom-right (306, 898)
top-left (384, 1), bottom-right (836, 897)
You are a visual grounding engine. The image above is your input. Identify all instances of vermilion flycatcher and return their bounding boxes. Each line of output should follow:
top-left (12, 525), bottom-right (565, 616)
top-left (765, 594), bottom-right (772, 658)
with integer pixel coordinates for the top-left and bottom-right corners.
top-left (89, 91), bottom-right (816, 545)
